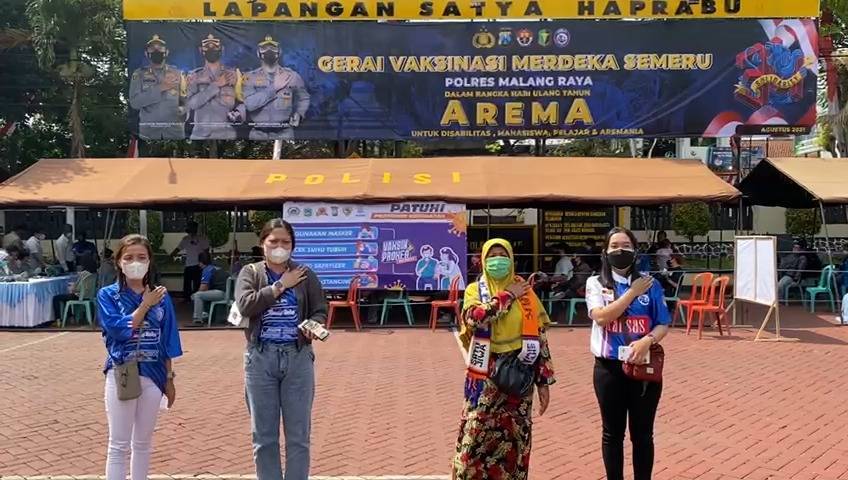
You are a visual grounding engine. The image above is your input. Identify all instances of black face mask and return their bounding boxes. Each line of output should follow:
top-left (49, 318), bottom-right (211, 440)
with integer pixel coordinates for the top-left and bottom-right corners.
top-left (607, 249), bottom-right (635, 270)
top-left (204, 49), bottom-right (222, 63)
top-left (261, 52), bottom-right (279, 66)
top-left (149, 51), bottom-right (165, 65)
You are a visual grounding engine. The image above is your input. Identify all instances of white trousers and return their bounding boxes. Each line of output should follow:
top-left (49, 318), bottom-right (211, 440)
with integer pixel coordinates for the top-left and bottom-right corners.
top-left (104, 373), bottom-right (162, 480)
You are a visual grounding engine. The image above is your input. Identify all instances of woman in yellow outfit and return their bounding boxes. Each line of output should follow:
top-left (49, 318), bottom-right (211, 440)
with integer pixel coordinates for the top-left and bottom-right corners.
top-left (452, 238), bottom-right (556, 480)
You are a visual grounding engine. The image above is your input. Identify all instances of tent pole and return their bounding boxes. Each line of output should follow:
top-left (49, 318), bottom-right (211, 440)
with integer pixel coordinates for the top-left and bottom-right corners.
top-left (231, 206), bottom-right (239, 271)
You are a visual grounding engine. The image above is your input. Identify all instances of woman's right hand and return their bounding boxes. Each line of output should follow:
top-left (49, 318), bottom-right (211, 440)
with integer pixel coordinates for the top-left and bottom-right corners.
top-left (280, 267), bottom-right (308, 290)
top-left (629, 277), bottom-right (654, 297)
top-left (506, 280), bottom-right (531, 299)
top-left (142, 286), bottom-right (167, 309)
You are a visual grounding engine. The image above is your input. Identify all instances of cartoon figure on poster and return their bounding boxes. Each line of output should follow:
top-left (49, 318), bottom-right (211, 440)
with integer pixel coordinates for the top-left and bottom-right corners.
top-left (437, 247), bottom-right (464, 290)
top-left (358, 225), bottom-right (377, 240)
top-left (415, 244), bottom-right (439, 290)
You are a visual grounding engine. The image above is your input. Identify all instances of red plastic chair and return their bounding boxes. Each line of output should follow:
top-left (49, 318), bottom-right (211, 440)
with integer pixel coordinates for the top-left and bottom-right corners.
top-left (689, 276), bottom-right (731, 340)
top-left (674, 272), bottom-right (714, 328)
top-left (430, 276), bottom-right (462, 330)
top-left (327, 277), bottom-right (361, 331)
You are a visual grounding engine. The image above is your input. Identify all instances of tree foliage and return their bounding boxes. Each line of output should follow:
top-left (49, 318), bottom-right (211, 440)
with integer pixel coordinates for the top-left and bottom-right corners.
top-left (785, 209), bottom-right (822, 239)
top-left (671, 203), bottom-right (711, 242)
top-left (127, 211), bottom-right (164, 253)
top-left (200, 212), bottom-right (231, 249)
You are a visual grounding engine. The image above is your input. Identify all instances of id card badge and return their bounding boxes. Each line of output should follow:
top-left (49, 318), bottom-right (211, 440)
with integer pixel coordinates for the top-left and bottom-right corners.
top-left (618, 345), bottom-right (650, 364)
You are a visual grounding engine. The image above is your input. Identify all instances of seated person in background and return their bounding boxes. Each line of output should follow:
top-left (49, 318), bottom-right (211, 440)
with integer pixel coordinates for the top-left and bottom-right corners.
top-left (552, 252), bottom-right (594, 300)
top-left (191, 251), bottom-right (230, 325)
top-left (582, 238), bottom-right (602, 271)
top-left (7, 246), bottom-right (32, 275)
top-left (839, 245), bottom-right (848, 292)
top-left (654, 239), bottom-right (675, 271)
top-left (552, 243), bottom-right (574, 282)
top-left (777, 240), bottom-right (808, 298)
top-left (51, 256), bottom-right (98, 322)
top-left (97, 248), bottom-right (117, 287)
top-left (657, 254), bottom-right (685, 297)
top-left (72, 231), bottom-right (97, 268)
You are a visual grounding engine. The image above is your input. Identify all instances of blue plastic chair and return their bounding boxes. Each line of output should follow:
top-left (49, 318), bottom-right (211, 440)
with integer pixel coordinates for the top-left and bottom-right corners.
top-left (208, 277), bottom-right (236, 327)
top-left (380, 289), bottom-right (414, 326)
top-left (62, 273), bottom-right (97, 328)
top-left (805, 265), bottom-right (836, 313)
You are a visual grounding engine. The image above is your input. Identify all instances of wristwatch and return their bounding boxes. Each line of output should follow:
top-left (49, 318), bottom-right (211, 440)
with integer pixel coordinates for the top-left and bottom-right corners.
top-left (646, 333), bottom-right (658, 345)
top-left (274, 280), bottom-right (284, 291)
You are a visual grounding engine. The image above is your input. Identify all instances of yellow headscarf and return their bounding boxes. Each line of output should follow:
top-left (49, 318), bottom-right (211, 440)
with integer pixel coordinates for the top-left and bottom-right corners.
top-left (460, 238), bottom-right (550, 353)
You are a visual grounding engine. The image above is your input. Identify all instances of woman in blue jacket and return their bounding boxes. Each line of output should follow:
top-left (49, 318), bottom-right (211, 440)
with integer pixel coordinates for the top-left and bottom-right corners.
top-left (97, 234), bottom-right (182, 480)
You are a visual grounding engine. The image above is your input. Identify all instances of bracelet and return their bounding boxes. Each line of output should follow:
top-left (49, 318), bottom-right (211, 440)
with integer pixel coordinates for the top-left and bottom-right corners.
top-left (167, 371), bottom-right (176, 380)
top-left (646, 333), bottom-right (658, 345)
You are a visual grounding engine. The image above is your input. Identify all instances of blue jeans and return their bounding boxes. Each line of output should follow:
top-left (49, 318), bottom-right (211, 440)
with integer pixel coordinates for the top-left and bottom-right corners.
top-left (244, 342), bottom-right (315, 480)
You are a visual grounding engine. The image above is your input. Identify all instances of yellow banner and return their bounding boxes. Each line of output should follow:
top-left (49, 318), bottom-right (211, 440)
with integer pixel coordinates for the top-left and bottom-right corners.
top-left (123, 0), bottom-right (820, 21)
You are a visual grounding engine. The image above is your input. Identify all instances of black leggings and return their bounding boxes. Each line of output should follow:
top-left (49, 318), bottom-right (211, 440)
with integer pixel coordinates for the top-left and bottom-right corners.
top-left (593, 357), bottom-right (662, 480)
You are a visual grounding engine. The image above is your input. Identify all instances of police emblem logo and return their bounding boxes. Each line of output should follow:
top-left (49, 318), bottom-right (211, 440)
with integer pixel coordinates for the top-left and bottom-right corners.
top-left (538, 29), bottom-right (551, 47)
top-left (472, 28), bottom-right (495, 49)
top-left (638, 294), bottom-right (650, 306)
top-left (554, 28), bottom-right (571, 48)
top-left (498, 29), bottom-right (513, 46)
top-left (517, 29), bottom-right (533, 47)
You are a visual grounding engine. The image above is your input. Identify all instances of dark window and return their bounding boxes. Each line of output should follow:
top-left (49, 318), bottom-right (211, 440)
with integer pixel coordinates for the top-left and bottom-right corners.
top-left (710, 205), bottom-right (753, 230)
top-left (824, 206), bottom-right (848, 224)
top-left (630, 206), bottom-right (672, 231)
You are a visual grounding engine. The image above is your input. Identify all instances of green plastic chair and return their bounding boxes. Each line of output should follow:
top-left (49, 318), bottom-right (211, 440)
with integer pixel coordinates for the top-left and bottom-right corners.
top-left (62, 273), bottom-right (97, 327)
top-left (567, 297), bottom-right (589, 325)
top-left (380, 289), bottom-right (414, 326)
top-left (665, 273), bottom-right (687, 324)
top-left (805, 265), bottom-right (836, 313)
top-left (208, 277), bottom-right (236, 327)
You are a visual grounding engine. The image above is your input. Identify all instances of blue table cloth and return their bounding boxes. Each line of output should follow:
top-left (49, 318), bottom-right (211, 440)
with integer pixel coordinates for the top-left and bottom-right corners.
top-left (0, 275), bottom-right (77, 327)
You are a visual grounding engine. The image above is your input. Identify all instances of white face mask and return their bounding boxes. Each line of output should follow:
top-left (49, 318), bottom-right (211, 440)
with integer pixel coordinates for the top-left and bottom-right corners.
top-left (121, 261), bottom-right (149, 280)
top-left (267, 247), bottom-right (291, 265)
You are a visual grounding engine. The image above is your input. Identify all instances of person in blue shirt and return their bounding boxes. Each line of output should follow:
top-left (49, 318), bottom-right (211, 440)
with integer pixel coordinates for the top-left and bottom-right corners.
top-left (190, 251), bottom-right (230, 325)
top-left (235, 218), bottom-right (327, 480)
top-left (585, 227), bottom-right (670, 480)
top-left (97, 234), bottom-right (182, 480)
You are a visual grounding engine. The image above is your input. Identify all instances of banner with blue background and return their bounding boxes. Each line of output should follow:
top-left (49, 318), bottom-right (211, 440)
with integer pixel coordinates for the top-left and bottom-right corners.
top-left (126, 19), bottom-right (818, 140)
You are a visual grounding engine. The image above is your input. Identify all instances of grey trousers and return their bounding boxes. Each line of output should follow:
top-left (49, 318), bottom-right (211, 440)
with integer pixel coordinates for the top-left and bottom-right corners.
top-left (244, 342), bottom-right (315, 480)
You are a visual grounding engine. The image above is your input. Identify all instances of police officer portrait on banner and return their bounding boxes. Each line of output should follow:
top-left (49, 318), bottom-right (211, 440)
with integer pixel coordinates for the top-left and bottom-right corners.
top-left (186, 34), bottom-right (242, 140)
top-left (242, 35), bottom-right (311, 140)
top-left (129, 35), bottom-right (186, 140)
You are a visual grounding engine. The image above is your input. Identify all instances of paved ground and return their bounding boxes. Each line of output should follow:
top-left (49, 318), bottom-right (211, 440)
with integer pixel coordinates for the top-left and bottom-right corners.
top-left (1, 305), bottom-right (847, 480)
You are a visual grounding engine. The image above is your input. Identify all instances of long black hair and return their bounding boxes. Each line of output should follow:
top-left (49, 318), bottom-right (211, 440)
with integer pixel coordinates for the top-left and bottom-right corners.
top-left (599, 227), bottom-right (642, 289)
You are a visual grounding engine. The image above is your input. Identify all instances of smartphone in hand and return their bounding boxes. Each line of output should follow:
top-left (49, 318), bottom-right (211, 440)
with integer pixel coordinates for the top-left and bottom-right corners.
top-left (299, 319), bottom-right (330, 341)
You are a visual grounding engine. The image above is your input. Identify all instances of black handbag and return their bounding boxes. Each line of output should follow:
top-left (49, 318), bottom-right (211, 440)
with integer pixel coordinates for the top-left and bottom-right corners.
top-left (490, 351), bottom-right (536, 398)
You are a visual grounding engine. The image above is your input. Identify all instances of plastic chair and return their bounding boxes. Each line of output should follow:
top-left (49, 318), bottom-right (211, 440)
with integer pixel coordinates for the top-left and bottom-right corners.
top-left (208, 277), bottom-right (236, 327)
top-left (781, 278), bottom-right (805, 306)
top-left (327, 277), bottom-right (361, 331)
top-left (381, 288), bottom-right (414, 326)
top-left (805, 265), bottom-right (836, 313)
top-left (674, 272), bottom-right (714, 328)
top-left (62, 273), bottom-right (97, 327)
top-left (430, 276), bottom-right (462, 330)
top-left (664, 273), bottom-right (687, 323)
top-left (566, 297), bottom-right (585, 325)
top-left (689, 276), bottom-right (730, 340)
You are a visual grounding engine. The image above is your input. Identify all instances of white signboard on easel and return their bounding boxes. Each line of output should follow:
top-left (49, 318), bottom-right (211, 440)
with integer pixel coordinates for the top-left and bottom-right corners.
top-left (733, 236), bottom-right (796, 342)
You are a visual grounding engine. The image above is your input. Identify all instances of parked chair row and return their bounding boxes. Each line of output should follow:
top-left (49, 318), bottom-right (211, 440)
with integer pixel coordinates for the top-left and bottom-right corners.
top-left (674, 272), bottom-right (731, 340)
top-left (326, 276), bottom-right (464, 331)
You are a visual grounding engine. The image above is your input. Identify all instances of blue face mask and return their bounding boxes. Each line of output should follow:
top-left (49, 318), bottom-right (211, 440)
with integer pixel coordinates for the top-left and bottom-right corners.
top-left (485, 256), bottom-right (512, 280)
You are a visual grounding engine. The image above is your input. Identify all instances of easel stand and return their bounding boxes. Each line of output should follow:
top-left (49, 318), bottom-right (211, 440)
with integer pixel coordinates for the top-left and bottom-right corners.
top-left (752, 300), bottom-right (798, 342)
